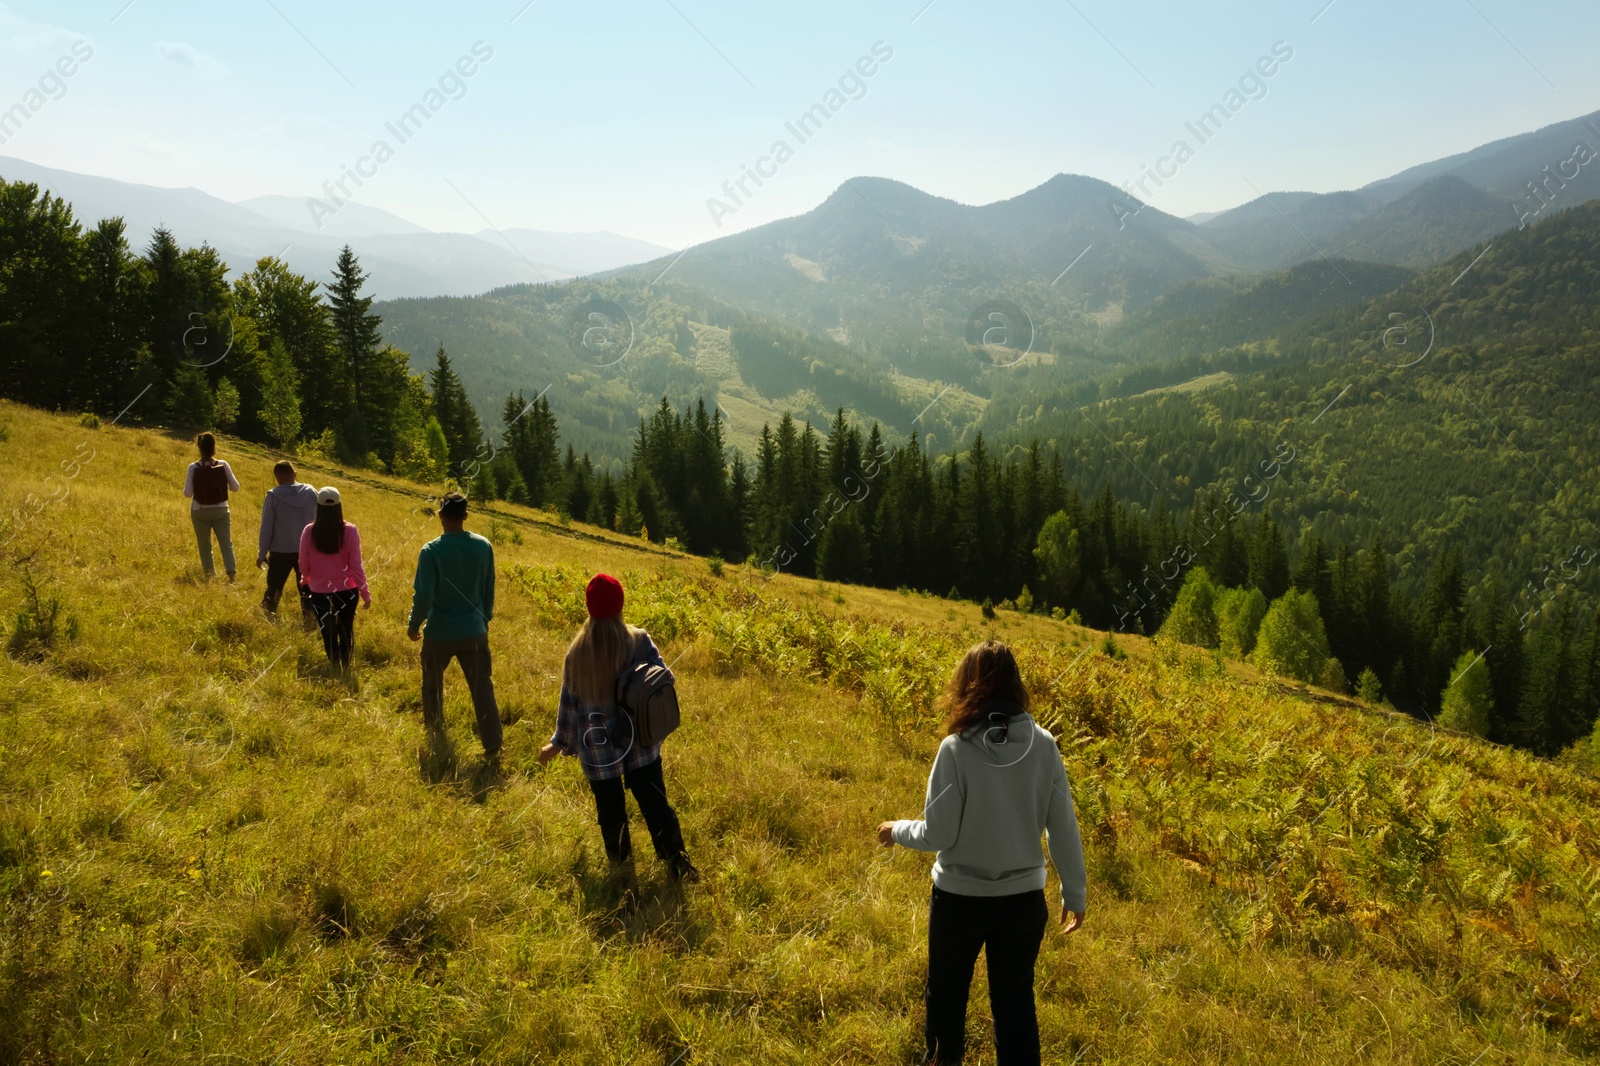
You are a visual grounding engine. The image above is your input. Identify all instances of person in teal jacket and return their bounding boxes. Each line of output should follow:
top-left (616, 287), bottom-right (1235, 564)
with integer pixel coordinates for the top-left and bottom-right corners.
top-left (407, 492), bottom-right (500, 760)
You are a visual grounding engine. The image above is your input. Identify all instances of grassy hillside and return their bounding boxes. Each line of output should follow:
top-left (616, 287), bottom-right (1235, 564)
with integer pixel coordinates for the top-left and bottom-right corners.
top-left (2, 401), bottom-right (1598, 1063)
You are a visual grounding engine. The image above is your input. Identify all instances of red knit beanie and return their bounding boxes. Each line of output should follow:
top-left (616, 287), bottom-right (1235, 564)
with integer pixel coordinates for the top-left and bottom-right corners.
top-left (585, 573), bottom-right (624, 620)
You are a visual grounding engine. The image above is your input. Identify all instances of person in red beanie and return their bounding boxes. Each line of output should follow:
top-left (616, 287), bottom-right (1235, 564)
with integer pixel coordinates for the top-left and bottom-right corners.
top-left (539, 573), bottom-right (698, 882)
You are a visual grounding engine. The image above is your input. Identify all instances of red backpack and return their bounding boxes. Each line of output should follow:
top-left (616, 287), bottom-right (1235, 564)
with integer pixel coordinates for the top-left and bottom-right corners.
top-left (192, 460), bottom-right (229, 505)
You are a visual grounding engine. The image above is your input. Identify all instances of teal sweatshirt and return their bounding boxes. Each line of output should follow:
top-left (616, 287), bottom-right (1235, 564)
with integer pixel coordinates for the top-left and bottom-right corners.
top-left (408, 531), bottom-right (495, 641)
top-left (892, 709), bottom-right (1088, 912)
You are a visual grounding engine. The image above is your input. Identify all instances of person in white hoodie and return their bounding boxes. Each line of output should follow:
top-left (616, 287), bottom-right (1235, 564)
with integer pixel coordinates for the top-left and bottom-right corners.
top-left (878, 639), bottom-right (1087, 1066)
top-left (256, 460), bottom-right (319, 622)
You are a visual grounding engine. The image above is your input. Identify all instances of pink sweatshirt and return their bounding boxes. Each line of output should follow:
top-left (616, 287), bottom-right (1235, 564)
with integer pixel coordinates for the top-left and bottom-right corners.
top-left (297, 523), bottom-right (371, 604)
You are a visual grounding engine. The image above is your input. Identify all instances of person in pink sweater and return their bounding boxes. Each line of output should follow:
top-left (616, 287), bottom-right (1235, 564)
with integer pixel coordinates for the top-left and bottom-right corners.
top-left (297, 487), bottom-right (371, 670)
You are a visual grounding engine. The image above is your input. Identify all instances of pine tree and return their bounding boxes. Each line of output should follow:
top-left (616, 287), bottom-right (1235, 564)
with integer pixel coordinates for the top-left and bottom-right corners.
top-left (1359, 534), bottom-right (1393, 677)
top-left (327, 245), bottom-right (382, 414)
top-left (1356, 667), bottom-right (1384, 704)
top-left (817, 507), bottom-right (871, 584)
top-left (1248, 510), bottom-right (1291, 602)
top-left (429, 346), bottom-right (484, 475)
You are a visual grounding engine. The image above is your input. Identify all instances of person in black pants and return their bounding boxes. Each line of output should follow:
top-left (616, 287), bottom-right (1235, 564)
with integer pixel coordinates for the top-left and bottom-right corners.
top-left (257, 460), bottom-right (318, 623)
top-left (538, 573), bottom-right (699, 882)
top-left (925, 886), bottom-right (1051, 1063)
top-left (587, 757), bottom-right (682, 870)
top-left (308, 589), bottom-right (360, 666)
top-left (878, 640), bottom-right (1088, 1064)
top-left (297, 487), bottom-right (371, 671)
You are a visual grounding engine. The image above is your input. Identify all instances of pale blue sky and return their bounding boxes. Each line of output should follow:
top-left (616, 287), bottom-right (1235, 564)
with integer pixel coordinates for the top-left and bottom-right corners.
top-left (2, 0), bottom-right (1596, 247)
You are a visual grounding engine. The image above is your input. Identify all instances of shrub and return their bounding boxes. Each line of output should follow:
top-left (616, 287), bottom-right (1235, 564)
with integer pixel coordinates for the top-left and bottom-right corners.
top-left (1438, 650), bottom-right (1492, 737)
top-left (664, 536), bottom-right (686, 553)
top-left (707, 553), bottom-right (725, 578)
top-left (1051, 606), bottom-right (1066, 621)
top-left (213, 377), bottom-right (240, 429)
top-left (1033, 512), bottom-right (1081, 609)
top-left (6, 564), bottom-right (78, 662)
top-left (77, 412), bottom-right (100, 430)
top-left (1216, 586), bottom-right (1269, 658)
top-left (981, 598), bottom-right (996, 620)
top-left (1015, 585), bottom-right (1035, 614)
top-left (302, 428), bottom-right (339, 463)
top-left (1250, 589), bottom-right (1331, 683)
top-left (1099, 632), bottom-right (1125, 659)
top-left (485, 517), bottom-right (522, 546)
top-left (1356, 667), bottom-right (1383, 704)
top-left (1157, 567), bottom-right (1219, 648)
top-left (1319, 656), bottom-right (1350, 694)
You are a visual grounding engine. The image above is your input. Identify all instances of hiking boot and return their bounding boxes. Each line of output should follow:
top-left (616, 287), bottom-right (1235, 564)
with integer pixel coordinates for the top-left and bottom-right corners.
top-left (666, 852), bottom-right (700, 883)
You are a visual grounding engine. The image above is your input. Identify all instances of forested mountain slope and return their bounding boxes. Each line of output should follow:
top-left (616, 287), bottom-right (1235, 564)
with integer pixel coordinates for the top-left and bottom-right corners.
top-left (988, 199), bottom-right (1600, 606)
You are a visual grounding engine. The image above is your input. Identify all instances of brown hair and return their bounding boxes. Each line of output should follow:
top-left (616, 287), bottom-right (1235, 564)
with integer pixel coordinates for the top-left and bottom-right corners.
top-left (565, 614), bottom-right (634, 703)
top-left (273, 460), bottom-right (296, 479)
top-left (196, 432), bottom-right (216, 458)
top-left (941, 640), bottom-right (1030, 737)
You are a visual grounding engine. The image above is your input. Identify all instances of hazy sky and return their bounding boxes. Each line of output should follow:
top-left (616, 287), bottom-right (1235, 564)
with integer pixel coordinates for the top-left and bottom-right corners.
top-left (2, 0), bottom-right (1597, 248)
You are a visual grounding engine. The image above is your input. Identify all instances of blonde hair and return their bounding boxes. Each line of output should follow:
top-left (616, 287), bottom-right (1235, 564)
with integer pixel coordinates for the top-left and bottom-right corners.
top-left (565, 614), bottom-right (634, 702)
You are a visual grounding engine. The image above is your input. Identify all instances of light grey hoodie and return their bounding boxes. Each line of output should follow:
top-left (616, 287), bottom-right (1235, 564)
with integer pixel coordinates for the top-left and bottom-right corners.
top-left (258, 482), bottom-right (319, 559)
top-left (892, 709), bottom-right (1088, 912)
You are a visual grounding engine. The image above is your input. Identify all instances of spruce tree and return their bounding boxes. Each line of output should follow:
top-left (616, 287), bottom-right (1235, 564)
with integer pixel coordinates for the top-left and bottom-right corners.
top-left (327, 245), bottom-right (381, 413)
top-left (429, 347), bottom-right (484, 475)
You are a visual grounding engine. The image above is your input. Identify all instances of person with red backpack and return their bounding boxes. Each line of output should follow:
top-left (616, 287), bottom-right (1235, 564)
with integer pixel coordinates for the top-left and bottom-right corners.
top-left (182, 432), bottom-right (241, 581)
top-left (538, 573), bottom-right (698, 883)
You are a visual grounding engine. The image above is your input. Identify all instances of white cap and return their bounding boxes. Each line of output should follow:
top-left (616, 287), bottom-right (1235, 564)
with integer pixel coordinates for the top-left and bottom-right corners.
top-left (316, 486), bottom-right (341, 506)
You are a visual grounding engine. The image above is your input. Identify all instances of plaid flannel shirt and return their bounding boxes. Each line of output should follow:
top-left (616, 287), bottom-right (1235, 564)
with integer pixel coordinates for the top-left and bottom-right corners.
top-left (549, 629), bottom-right (669, 781)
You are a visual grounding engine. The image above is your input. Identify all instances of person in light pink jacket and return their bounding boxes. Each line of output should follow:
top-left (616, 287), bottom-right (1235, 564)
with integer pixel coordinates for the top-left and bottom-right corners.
top-left (297, 487), bottom-right (371, 669)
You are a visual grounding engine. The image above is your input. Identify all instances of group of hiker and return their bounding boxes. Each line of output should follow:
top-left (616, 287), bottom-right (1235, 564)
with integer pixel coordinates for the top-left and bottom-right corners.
top-left (181, 431), bottom-right (1086, 1065)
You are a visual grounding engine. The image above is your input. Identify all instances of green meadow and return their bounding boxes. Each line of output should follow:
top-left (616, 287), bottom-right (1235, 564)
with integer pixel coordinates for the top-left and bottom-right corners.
top-left (2, 400), bottom-right (1597, 1063)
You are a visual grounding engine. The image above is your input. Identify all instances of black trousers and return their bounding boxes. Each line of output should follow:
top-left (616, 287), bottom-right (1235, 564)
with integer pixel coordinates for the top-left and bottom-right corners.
top-left (924, 885), bottom-right (1049, 1066)
top-left (586, 757), bottom-right (685, 864)
top-left (261, 551), bottom-right (311, 614)
top-left (307, 589), bottom-right (359, 667)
